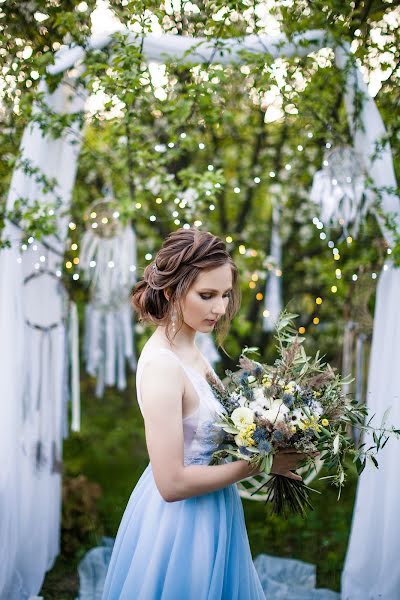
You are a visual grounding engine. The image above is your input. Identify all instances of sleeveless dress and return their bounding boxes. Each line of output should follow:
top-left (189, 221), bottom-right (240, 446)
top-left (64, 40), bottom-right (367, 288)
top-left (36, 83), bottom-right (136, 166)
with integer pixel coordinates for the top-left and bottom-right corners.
top-left (102, 346), bottom-right (266, 600)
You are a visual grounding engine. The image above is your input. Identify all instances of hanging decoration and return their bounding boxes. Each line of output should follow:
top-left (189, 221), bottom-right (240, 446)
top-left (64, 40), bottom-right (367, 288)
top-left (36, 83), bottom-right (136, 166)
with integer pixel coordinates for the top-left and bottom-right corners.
top-left (310, 145), bottom-right (369, 237)
top-left (79, 195), bottom-right (137, 398)
top-left (263, 198), bottom-right (283, 332)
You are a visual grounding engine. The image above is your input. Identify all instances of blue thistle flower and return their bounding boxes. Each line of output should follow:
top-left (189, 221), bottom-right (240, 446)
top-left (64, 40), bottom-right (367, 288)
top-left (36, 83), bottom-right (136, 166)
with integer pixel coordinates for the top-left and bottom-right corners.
top-left (254, 365), bottom-right (263, 377)
top-left (258, 440), bottom-right (272, 455)
top-left (272, 430), bottom-right (284, 443)
top-left (282, 393), bottom-right (294, 408)
top-left (253, 427), bottom-right (268, 443)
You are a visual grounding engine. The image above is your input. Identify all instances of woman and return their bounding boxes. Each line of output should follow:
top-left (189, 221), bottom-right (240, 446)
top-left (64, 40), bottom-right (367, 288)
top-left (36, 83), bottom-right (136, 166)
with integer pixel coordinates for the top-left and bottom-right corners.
top-left (102, 228), bottom-right (305, 599)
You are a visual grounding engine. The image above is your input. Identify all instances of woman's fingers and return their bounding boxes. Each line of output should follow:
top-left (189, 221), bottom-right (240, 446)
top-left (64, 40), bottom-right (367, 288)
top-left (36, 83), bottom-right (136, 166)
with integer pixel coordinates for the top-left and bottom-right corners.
top-left (283, 470), bottom-right (303, 481)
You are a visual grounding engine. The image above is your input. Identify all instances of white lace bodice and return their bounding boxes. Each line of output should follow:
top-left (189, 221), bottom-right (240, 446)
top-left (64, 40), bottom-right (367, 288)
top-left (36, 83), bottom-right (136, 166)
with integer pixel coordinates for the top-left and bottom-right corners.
top-left (136, 347), bottom-right (227, 465)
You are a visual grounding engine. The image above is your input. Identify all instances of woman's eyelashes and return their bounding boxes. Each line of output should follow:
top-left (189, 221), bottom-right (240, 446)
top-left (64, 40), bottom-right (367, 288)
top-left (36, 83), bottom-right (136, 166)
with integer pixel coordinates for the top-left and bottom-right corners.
top-left (200, 293), bottom-right (230, 300)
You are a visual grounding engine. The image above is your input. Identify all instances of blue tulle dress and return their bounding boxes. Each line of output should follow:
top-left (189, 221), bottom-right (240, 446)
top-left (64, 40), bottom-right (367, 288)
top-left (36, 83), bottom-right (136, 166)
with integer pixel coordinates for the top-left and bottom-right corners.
top-left (102, 346), bottom-right (266, 600)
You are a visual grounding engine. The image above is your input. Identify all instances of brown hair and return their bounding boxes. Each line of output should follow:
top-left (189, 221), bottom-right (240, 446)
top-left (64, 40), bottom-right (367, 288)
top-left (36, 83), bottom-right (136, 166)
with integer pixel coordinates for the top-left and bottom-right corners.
top-left (131, 228), bottom-right (240, 347)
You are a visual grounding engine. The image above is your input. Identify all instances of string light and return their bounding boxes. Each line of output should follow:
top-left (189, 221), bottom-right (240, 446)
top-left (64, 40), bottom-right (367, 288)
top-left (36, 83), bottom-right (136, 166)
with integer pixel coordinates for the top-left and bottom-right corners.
top-left (263, 309), bottom-right (270, 317)
top-left (66, 261), bottom-right (72, 269)
top-left (108, 261), bottom-right (114, 268)
top-left (72, 273), bottom-right (79, 280)
top-left (209, 204), bottom-right (215, 211)
top-left (90, 212), bottom-right (97, 218)
top-left (251, 273), bottom-right (258, 281)
top-left (92, 223), bottom-right (98, 229)
top-left (199, 143), bottom-right (205, 149)
top-left (316, 297), bottom-right (322, 304)
top-left (207, 165), bottom-right (214, 171)
top-left (21, 244), bottom-right (27, 251)
top-left (71, 243), bottom-right (78, 250)
top-left (89, 260), bottom-right (96, 267)
top-left (387, 248), bottom-right (392, 254)
top-left (69, 222), bottom-right (76, 230)
top-left (135, 203), bottom-right (142, 209)
top-left (239, 245), bottom-right (246, 254)
top-left (156, 198), bottom-right (162, 204)
top-left (194, 220), bottom-right (202, 226)
top-left (226, 236), bottom-right (232, 243)
top-left (352, 274), bottom-right (358, 281)
top-left (39, 255), bottom-right (45, 262)
top-left (234, 187), bottom-right (240, 193)
top-left (145, 253), bottom-right (152, 260)
top-left (28, 237), bottom-right (34, 244)
top-left (371, 272), bottom-right (377, 279)
top-left (254, 177), bottom-right (260, 184)
top-left (256, 292), bottom-right (263, 301)
top-left (101, 217), bottom-right (108, 224)
top-left (56, 270), bottom-right (61, 277)
top-left (73, 257), bottom-right (79, 265)
top-left (331, 285), bottom-right (337, 293)
top-left (149, 215), bottom-right (156, 221)
top-left (299, 326), bottom-right (306, 334)
top-left (313, 317), bottom-right (320, 325)
top-left (269, 171), bottom-right (275, 177)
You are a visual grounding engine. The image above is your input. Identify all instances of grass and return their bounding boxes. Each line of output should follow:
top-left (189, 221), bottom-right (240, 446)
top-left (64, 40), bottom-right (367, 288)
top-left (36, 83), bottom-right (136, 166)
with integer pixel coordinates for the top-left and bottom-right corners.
top-left (41, 371), bottom-right (356, 598)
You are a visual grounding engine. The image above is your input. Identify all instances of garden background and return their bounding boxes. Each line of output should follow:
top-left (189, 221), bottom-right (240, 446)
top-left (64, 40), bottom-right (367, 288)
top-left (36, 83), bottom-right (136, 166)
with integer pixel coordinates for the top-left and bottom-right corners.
top-left (1, 1), bottom-right (399, 598)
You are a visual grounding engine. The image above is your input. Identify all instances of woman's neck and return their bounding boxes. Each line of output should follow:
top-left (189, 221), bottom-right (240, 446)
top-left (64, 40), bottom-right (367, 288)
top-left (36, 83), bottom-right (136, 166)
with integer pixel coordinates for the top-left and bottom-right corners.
top-left (153, 324), bottom-right (197, 352)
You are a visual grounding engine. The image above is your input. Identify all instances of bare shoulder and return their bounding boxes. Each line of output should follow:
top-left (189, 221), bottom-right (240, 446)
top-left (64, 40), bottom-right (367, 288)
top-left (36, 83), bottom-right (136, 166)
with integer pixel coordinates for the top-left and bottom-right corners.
top-left (139, 349), bottom-right (184, 414)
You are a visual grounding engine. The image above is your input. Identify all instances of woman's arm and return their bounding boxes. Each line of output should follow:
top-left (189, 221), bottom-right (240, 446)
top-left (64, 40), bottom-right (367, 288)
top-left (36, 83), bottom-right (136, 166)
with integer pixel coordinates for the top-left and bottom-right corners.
top-left (140, 356), bottom-right (305, 502)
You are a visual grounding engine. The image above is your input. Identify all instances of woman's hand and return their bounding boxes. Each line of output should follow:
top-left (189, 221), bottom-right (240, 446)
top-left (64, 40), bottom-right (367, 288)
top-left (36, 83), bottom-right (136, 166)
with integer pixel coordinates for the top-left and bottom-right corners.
top-left (271, 448), bottom-right (319, 481)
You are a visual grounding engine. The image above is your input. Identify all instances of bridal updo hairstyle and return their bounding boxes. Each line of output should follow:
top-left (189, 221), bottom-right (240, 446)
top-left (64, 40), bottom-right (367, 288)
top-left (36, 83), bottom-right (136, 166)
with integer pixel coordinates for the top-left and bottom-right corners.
top-left (131, 228), bottom-right (240, 346)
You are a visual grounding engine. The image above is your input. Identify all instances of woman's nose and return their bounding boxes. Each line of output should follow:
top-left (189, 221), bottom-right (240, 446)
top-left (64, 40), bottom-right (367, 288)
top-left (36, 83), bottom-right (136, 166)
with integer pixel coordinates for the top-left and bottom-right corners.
top-left (212, 297), bottom-right (226, 316)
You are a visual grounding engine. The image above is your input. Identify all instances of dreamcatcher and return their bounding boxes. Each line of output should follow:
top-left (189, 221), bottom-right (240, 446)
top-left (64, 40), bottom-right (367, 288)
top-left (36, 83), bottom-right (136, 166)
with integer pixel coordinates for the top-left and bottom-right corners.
top-left (310, 145), bottom-right (369, 237)
top-left (79, 195), bottom-right (137, 397)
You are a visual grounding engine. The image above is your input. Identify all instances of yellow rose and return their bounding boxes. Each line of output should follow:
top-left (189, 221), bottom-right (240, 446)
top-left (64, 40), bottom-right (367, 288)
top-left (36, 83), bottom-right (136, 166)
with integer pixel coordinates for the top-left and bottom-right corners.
top-left (321, 418), bottom-right (329, 427)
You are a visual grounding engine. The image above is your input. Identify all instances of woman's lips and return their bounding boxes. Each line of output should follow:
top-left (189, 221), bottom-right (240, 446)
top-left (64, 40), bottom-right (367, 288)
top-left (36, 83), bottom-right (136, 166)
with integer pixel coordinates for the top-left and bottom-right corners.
top-left (206, 319), bottom-right (216, 324)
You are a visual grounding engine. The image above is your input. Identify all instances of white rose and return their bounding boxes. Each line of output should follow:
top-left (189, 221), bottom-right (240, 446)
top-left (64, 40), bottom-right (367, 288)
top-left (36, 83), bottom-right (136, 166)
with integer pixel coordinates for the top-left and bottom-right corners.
top-left (231, 407), bottom-right (255, 429)
top-left (264, 400), bottom-right (289, 424)
top-left (253, 387), bottom-right (266, 405)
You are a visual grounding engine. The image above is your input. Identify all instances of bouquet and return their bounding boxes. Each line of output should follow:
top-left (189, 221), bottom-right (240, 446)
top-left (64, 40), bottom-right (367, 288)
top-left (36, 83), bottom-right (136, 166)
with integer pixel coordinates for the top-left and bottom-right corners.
top-left (209, 311), bottom-right (400, 517)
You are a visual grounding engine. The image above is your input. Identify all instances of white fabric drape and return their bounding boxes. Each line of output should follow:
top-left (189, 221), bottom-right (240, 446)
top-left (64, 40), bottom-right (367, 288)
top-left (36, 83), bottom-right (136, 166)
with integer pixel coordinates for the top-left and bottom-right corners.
top-left (0, 76), bottom-right (85, 598)
top-left (335, 47), bottom-right (400, 600)
top-left (263, 199), bottom-right (283, 332)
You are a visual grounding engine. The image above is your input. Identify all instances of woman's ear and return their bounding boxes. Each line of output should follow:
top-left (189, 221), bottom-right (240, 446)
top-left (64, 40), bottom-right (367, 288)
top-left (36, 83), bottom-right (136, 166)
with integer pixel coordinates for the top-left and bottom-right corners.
top-left (164, 288), bottom-right (170, 302)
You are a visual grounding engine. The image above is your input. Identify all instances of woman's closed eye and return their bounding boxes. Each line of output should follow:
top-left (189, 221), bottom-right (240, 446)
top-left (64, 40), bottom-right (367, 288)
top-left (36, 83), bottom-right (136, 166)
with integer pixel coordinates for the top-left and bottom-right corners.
top-left (200, 293), bottom-right (230, 300)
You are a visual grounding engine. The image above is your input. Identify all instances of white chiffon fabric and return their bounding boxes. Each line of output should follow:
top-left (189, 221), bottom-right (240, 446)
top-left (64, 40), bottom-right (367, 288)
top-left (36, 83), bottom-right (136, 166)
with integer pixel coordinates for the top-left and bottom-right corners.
top-left (336, 46), bottom-right (400, 600)
top-left (0, 76), bottom-right (85, 598)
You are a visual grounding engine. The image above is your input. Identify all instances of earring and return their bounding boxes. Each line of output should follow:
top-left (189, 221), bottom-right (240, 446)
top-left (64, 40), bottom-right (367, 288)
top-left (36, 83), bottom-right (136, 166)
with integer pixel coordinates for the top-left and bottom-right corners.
top-left (171, 308), bottom-right (177, 335)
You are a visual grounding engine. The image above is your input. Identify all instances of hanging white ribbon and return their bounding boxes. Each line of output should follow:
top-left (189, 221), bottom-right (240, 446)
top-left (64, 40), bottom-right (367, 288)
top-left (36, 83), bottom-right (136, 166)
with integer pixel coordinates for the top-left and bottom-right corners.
top-left (263, 199), bottom-right (283, 332)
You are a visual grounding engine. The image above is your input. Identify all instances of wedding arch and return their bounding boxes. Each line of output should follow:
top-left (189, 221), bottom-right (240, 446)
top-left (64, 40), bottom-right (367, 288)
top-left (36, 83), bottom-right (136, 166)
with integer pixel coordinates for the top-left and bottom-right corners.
top-left (0, 27), bottom-right (398, 599)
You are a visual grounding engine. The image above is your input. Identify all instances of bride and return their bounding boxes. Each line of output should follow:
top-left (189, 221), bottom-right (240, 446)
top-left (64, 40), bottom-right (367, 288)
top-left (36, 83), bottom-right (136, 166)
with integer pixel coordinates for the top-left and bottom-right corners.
top-left (102, 227), bottom-right (305, 599)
